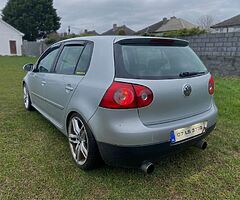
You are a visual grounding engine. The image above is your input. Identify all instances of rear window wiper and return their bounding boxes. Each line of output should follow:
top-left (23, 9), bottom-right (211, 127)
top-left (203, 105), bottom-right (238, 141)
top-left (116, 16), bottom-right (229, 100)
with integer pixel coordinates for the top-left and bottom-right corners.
top-left (179, 71), bottom-right (206, 77)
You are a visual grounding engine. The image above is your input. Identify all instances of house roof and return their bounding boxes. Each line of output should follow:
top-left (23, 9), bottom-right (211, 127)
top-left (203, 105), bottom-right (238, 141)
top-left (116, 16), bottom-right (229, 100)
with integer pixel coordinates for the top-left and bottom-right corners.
top-left (87, 30), bottom-right (99, 35)
top-left (155, 17), bottom-right (197, 33)
top-left (102, 25), bottom-right (135, 35)
top-left (136, 18), bottom-right (169, 35)
top-left (84, 29), bottom-right (99, 35)
top-left (137, 17), bottom-right (197, 34)
top-left (211, 14), bottom-right (240, 28)
top-left (0, 18), bottom-right (24, 36)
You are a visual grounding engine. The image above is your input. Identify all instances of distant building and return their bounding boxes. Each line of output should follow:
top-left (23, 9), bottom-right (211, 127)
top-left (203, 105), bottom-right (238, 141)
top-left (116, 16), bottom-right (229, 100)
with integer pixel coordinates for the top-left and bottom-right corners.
top-left (137, 16), bottom-right (197, 35)
top-left (0, 18), bottom-right (24, 56)
top-left (83, 29), bottom-right (99, 35)
top-left (102, 24), bottom-right (135, 35)
top-left (211, 14), bottom-right (240, 33)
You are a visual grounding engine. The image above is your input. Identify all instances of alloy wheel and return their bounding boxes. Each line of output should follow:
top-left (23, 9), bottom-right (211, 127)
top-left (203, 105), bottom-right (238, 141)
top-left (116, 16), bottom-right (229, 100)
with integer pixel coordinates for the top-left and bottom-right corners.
top-left (23, 86), bottom-right (29, 108)
top-left (68, 117), bottom-right (89, 165)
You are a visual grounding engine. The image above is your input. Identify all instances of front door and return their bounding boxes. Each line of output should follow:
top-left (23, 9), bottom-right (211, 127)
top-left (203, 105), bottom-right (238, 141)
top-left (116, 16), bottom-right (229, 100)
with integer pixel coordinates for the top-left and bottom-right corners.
top-left (29, 45), bottom-right (60, 112)
top-left (28, 72), bottom-right (46, 111)
top-left (9, 40), bottom-right (17, 54)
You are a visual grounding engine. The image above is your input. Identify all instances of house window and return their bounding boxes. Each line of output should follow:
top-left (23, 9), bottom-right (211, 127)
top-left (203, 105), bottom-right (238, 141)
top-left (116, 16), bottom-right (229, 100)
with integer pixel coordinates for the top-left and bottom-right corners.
top-left (233, 26), bottom-right (240, 32)
top-left (9, 40), bottom-right (17, 54)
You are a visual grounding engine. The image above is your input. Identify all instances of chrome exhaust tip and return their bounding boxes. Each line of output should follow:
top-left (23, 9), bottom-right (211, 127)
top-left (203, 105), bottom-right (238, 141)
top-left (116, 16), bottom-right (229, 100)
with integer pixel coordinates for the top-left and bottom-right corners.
top-left (141, 161), bottom-right (155, 174)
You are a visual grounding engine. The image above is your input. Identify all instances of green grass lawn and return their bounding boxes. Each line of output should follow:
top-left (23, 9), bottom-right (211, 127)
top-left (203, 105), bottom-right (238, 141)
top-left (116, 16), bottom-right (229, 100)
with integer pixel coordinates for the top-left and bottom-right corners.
top-left (0, 56), bottom-right (239, 199)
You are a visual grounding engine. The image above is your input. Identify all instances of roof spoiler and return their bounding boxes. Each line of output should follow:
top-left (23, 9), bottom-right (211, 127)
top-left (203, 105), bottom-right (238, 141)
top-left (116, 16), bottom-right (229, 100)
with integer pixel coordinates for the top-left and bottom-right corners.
top-left (115, 38), bottom-right (189, 47)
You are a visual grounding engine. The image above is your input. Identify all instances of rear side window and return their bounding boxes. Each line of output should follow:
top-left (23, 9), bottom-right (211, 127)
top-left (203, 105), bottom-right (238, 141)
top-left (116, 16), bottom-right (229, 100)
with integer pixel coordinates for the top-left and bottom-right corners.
top-left (75, 42), bottom-right (93, 76)
top-left (115, 40), bottom-right (207, 79)
top-left (55, 45), bottom-right (84, 75)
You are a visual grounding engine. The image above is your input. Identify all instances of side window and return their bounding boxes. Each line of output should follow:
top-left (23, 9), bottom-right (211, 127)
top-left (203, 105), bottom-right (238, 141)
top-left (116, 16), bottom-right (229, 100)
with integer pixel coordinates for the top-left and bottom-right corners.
top-left (38, 46), bottom-right (60, 73)
top-left (55, 45), bottom-right (84, 75)
top-left (75, 42), bottom-right (93, 75)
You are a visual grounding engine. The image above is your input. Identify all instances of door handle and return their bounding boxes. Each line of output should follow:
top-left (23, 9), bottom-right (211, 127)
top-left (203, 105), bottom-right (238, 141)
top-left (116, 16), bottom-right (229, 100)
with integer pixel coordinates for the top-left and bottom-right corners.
top-left (41, 81), bottom-right (46, 86)
top-left (65, 85), bottom-right (74, 92)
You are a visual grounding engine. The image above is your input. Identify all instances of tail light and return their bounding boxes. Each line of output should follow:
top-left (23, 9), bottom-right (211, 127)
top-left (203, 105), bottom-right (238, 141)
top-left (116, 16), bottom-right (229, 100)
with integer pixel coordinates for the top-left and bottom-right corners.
top-left (208, 75), bottom-right (214, 95)
top-left (100, 82), bottom-right (153, 109)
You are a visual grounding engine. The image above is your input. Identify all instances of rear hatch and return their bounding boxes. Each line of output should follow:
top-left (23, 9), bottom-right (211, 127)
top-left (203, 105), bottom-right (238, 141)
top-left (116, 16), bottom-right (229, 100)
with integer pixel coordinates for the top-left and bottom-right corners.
top-left (114, 38), bottom-right (212, 125)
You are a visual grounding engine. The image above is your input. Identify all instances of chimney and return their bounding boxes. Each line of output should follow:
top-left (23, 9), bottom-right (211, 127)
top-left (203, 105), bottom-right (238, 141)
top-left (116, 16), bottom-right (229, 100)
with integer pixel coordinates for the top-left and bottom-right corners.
top-left (113, 24), bottom-right (117, 31)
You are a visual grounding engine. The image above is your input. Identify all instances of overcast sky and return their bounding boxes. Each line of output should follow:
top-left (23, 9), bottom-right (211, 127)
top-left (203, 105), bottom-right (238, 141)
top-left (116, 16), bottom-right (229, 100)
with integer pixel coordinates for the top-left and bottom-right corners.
top-left (0, 0), bottom-right (239, 34)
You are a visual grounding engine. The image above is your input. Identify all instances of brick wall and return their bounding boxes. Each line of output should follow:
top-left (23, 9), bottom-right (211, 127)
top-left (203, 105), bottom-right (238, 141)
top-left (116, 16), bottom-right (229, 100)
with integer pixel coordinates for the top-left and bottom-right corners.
top-left (180, 32), bottom-right (240, 76)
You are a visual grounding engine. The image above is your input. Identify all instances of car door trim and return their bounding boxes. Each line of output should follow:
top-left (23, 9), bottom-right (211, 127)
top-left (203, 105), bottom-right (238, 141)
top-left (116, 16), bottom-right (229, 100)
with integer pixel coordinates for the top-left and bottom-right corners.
top-left (31, 91), bottom-right (64, 110)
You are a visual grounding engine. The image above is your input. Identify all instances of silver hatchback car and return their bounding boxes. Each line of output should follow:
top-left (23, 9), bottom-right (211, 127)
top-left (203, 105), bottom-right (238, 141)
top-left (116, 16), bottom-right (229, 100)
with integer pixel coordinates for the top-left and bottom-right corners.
top-left (23, 36), bottom-right (217, 173)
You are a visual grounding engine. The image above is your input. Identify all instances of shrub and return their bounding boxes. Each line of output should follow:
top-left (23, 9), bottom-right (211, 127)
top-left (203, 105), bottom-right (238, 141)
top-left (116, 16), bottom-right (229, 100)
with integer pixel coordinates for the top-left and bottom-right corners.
top-left (45, 33), bottom-right (96, 45)
top-left (141, 27), bottom-right (206, 37)
top-left (117, 29), bottom-right (126, 35)
top-left (162, 27), bottom-right (206, 37)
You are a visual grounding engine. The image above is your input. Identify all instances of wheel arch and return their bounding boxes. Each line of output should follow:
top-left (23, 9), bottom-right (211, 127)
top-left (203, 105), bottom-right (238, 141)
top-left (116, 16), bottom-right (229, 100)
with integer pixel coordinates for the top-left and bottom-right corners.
top-left (66, 111), bottom-right (78, 133)
top-left (65, 110), bottom-right (93, 136)
top-left (65, 110), bottom-right (101, 148)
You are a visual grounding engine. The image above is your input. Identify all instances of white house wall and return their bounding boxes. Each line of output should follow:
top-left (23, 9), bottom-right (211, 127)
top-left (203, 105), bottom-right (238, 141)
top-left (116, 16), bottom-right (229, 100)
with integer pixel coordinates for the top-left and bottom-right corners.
top-left (214, 25), bottom-right (240, 33)
top-left (0, 21), bottom-right (23, 56)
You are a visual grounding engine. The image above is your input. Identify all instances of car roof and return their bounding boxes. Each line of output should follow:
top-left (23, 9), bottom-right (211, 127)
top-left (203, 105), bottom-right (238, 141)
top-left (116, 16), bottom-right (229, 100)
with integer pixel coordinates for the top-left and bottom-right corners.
top-left (58, 35), bottom-right (188, 45)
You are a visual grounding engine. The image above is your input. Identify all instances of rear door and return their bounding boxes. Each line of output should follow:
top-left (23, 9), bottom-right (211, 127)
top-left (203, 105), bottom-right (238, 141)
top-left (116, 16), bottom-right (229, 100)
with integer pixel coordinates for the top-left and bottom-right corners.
top-left (43, 41), bottom-right (93, 126)
top-left (114, 38), bottom-right (212, 125)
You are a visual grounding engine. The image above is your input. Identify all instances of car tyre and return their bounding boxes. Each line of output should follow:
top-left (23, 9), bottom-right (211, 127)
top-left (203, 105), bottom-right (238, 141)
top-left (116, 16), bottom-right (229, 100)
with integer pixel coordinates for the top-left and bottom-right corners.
top-left (23, 84), bottom-right (34, 111)
top-left (68, 113), bottom-right (102, 170)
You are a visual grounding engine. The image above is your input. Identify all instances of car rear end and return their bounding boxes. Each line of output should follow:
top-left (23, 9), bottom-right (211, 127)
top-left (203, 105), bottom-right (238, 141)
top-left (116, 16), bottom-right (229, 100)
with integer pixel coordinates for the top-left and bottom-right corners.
top-left (88, 37), bottom-right (217, 168)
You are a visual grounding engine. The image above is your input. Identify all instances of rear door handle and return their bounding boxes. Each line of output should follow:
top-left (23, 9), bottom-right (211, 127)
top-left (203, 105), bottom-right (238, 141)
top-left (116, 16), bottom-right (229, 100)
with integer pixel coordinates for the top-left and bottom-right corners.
top-left (65, 85), bottom-right (74, 92)
top-left (41, 81), bottom-right (46, 86)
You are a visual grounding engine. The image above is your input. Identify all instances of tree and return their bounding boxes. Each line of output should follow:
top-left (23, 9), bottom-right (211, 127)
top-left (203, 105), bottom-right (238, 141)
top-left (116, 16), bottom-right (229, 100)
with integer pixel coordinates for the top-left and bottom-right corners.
top-left (2, 0), bottom-right (61, 41)
top-left (45, 32), bottom-right (97, 45)
top-left (197, 15), bottom-right (215, 31)
top-left (117, 29), bottom-right (126, 35)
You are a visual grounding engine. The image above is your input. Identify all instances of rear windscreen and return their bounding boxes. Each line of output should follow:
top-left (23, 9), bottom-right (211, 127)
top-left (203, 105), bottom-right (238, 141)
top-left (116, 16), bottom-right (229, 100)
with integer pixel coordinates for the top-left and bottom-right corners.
top-left (114, 43), bottom-right (207, 79)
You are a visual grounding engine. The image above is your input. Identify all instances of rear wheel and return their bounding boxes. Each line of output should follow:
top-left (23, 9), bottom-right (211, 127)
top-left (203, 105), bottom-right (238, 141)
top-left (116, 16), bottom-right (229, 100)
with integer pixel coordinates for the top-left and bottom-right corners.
top-left (23, 84), bottom-right (34, 111)
top-left (68, 113), bottom-right (102, 170)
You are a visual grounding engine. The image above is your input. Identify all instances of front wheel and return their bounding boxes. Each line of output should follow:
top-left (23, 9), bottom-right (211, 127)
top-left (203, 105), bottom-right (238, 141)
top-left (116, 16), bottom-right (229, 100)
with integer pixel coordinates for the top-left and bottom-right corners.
top-left (23, 85), bottom-right (34, 111)
top-left (68, 113), bottom-right (102, 170)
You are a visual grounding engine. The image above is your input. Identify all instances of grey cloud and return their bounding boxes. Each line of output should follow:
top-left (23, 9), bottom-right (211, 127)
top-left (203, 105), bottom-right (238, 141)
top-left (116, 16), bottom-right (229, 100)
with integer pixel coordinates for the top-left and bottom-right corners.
top-left (1, 0), bottom-right (240, 34)
top-left (55, 0), bottom-right (240, 33)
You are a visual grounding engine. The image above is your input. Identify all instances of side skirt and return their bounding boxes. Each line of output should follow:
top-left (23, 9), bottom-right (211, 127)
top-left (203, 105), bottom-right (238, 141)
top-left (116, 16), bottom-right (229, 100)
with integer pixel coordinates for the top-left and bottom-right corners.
top-left (32, 103), bottom-right (67, 136)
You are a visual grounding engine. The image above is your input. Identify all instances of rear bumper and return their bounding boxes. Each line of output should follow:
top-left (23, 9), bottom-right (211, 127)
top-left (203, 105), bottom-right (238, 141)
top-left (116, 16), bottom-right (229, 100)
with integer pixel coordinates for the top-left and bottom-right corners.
top-left (98, 124), bottom-right (216, 168)
top-left (88, 103), bottom-right (218, 146)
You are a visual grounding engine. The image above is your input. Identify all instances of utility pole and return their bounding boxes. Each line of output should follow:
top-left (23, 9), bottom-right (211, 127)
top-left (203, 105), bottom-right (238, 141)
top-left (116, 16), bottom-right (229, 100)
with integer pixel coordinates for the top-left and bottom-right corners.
top-left (68, 26), bottom-right (71, 35)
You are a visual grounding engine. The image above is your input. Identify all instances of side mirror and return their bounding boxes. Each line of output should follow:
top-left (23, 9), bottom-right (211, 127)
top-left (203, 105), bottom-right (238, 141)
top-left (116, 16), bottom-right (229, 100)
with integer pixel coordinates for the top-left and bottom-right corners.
top-left (23, 64), bottom-right (33, 72)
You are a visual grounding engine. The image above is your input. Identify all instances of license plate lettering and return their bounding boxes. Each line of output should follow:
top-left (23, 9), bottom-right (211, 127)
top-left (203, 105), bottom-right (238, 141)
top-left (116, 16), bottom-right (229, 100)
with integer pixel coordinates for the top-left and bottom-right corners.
top-left (170, 122), bottom-right (207, 143)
